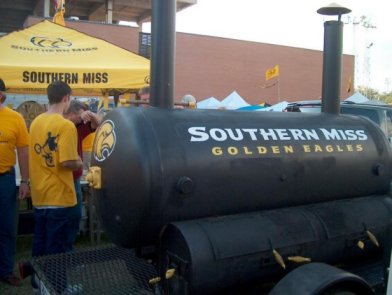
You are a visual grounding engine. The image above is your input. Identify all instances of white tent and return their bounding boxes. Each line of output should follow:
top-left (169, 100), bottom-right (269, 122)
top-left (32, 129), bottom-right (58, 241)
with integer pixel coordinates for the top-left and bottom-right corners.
top-left (345, 92), bottom-right (369, 103)
top-left (197, 97), bottom-right (222, 109)
top-left (220, 91), bottom-right (250, 109)
top-left (257, 101), bottom-right (289, 112)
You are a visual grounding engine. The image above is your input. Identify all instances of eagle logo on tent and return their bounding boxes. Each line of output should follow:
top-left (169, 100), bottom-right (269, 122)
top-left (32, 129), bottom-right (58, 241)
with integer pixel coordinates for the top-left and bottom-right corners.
top-left (30, 36), bottom-right (72, 48)
top-left (94, 120), bottom-right (116, 162)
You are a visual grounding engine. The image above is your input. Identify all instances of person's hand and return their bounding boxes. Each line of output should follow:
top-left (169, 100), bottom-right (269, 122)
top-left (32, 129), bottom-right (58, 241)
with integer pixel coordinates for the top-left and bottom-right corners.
top-left (18, 182), bottom-right (30, 200)
top-left (80, 111), bottom-right (94, 123)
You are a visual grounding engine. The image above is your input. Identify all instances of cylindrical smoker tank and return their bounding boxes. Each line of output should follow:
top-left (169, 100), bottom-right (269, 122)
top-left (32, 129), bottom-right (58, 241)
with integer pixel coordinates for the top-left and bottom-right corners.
top-left (90, 107), bottom-right (392, 247)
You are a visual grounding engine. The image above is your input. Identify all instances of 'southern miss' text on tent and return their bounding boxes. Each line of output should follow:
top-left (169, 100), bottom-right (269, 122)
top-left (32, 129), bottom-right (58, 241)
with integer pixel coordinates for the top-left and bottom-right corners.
top-left (0, 20), bottom-right (150, 96)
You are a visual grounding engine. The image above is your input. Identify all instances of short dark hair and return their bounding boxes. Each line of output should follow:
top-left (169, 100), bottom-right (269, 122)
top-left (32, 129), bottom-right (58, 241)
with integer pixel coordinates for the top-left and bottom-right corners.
top-left (47, 81), bottom-right (72, 104)
top-left (64, 99), bottom-right (88, 114)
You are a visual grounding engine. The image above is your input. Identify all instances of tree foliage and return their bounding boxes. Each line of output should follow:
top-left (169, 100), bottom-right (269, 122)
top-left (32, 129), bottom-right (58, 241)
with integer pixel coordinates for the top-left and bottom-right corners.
top-left (380, 92), bottom-right (392, 104)
top-left (355, 86), bottom-right (392, 104)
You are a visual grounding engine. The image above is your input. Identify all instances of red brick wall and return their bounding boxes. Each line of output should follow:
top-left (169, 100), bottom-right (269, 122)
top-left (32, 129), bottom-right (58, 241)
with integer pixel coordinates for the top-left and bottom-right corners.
top-left (176, 33), bottom-right (354, 104)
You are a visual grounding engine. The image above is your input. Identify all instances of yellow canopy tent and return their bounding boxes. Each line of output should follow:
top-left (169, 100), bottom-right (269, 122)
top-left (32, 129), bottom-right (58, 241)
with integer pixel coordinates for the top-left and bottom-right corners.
top-left (0, 20), bottom-right (150, 96)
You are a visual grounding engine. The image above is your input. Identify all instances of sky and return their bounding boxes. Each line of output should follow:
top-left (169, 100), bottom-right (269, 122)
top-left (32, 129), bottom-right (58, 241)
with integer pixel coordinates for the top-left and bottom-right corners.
top-left (142, 0), bottom-right (392, 93)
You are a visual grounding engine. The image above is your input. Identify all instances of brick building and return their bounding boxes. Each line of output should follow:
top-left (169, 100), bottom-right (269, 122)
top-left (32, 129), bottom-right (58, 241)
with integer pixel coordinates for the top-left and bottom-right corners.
top-left (23, 15), bottom-right (354, 105)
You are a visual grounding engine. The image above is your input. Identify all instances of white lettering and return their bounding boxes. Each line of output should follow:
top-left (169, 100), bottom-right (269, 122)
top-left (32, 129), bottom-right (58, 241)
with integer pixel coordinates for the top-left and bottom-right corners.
top-left (189, 127), bottom-right (209, 142)
top-left (275, 129), bottom-right (291, 140)
top-left (210, 128), bottom-right (227, 141)
top-left (225, 128), bottom-right (244, 141)
top-left (320, 128), bottom-right (341, 140)
top-left (345, 130), bottom-right (356, 140)
top-left (259, 129), bottom-right (278, 140)
top-left (188, 127), bottom-right (368, 142)
top-left (242, 129), bottom-right (258, 140)
top-left (289, 129), bottom-right (305, 140)
top-left (356, 130), bottom-right (368, 140)
top-left (338, 130), bottom-right (347, 140)
top-left (303, 129), bottom-right (319, 140)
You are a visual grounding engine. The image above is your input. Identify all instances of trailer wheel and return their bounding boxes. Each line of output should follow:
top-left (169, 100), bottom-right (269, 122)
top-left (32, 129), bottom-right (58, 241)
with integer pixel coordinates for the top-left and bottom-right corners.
top-left (268, 262), bottom-right (374, 295)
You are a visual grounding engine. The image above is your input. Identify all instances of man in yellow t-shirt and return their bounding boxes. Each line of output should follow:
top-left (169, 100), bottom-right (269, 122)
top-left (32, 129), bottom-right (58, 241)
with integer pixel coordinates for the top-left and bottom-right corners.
top-left (0, 79), bottom-right (29, 287)
top-left (29, 81), bottom-right (83, 261)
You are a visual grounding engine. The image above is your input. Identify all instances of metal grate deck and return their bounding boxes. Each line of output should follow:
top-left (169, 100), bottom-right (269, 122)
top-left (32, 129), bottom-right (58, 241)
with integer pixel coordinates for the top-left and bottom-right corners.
top-left (31, 246), bottom-right (158, 295)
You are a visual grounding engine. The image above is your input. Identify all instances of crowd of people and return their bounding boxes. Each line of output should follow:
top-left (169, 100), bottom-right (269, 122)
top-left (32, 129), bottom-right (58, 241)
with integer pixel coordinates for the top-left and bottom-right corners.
top-left (0, 80), bottom-right (102, 290)
top-left (0, 79), bottom-right (198, 290)
top-left (117, 85), bottom-right (196, 108)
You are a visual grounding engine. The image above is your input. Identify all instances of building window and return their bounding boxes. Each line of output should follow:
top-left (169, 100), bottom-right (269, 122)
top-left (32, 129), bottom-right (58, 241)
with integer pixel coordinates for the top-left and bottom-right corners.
top-left (139, 32), bottom-right (151, 59)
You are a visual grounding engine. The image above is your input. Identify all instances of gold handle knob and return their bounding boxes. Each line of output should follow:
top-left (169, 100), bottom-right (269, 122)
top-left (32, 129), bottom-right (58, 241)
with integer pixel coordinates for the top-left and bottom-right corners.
top-left (273, 249), bottom-right (286, 269)
top-left (86, 166), bottom-right (102, 189)
top-left (287, 256), bottom-right (311, 263)
top-left (357, 240), bottom-right (365, 250)
top-left (148, 277), bottom-right (161, 285)
top-left (366, 230), bottom-right (379, 247)
top-left (166, 268), bottom-right (176, 279)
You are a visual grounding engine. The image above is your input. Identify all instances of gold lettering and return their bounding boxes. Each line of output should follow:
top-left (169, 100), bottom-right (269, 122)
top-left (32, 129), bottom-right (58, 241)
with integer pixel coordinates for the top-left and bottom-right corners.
top-left (212, 147), bottom-right (222, 156)
top-left (211, 143), bottom-right (364, 157)
top-left (314, 145), bottom-right (323, 152)
top-left (326, 145), bottom-right (334, 152)
top-left (303, 145), bottom-right (311, 152)
top-left (228, 147), bottom-right (238, 155)
top-left (356, 144), bottom-right (363, 152)
top-left (243, 146), bottom-right (253, 155)
top-left (257, 146), bottom-right (267, 154)
top-left (271, 146), bottom-right (280, 154)
top-left (284, 145), bottom-right (294, 153)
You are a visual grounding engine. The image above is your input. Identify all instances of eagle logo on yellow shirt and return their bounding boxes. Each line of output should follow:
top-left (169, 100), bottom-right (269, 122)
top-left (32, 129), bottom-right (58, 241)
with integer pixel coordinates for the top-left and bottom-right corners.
top-left (94, 120), bottom-right (116, 162)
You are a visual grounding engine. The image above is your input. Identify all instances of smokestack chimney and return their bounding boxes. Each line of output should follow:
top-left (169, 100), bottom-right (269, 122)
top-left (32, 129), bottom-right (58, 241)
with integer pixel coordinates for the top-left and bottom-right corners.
top-left (150, 0), bottom-right (176, 108)
top-left (317, 3), bottom-right (351, 115)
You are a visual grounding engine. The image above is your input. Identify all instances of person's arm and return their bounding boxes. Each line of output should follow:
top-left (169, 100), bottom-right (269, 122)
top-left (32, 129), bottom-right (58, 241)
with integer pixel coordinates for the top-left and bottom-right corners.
top-left (81, 111), bottom-right (103, 130)
top-left (59, 122), bottom-right (83, 170)
top-left (61, 158), bottom-right (83, 171)
top-left (16, 146), bottom-right (30, 200)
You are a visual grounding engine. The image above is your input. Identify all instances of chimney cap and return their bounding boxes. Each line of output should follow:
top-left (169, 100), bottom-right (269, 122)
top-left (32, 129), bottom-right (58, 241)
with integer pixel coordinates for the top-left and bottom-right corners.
top-left (317, 3), bottom-right (351, 16)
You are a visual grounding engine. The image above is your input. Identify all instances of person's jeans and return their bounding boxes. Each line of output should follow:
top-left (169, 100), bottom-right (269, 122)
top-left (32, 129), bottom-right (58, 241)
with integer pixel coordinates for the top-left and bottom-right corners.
top-left (0, 169), bottom-right (17, 278)
top-left (66, 179), bottom-right (82, 252)
top-left (32, 207), bottom-right (73, 257)
top-left (31, 205), bottom-right (75, 292)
